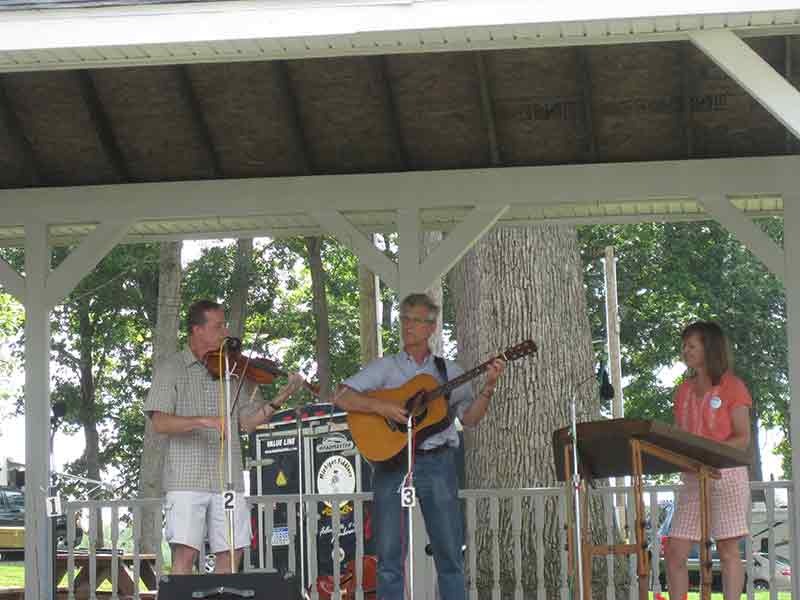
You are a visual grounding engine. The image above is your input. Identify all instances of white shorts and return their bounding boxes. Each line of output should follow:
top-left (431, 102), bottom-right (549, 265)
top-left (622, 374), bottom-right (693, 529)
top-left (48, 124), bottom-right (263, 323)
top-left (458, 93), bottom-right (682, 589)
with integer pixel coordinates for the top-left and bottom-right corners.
top-left (165, 490), bottom-right (252, 554)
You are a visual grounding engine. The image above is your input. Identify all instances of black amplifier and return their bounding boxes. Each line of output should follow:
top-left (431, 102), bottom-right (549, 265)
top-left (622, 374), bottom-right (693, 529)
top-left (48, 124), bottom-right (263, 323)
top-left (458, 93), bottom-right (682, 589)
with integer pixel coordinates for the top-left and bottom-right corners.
top-left (158, 572), bottom-right (301, 600)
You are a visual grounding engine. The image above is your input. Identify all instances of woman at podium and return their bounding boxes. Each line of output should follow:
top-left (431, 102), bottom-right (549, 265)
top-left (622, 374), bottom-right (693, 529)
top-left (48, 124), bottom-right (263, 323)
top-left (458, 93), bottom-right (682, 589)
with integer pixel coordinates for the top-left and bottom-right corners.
top-left (664, 321), bottom-right (752, 600)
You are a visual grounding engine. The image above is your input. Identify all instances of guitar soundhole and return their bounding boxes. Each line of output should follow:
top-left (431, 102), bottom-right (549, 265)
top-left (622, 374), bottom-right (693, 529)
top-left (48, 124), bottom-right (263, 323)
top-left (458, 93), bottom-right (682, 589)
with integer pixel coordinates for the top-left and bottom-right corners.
top-left (387, 407), bottom-right (428, 434)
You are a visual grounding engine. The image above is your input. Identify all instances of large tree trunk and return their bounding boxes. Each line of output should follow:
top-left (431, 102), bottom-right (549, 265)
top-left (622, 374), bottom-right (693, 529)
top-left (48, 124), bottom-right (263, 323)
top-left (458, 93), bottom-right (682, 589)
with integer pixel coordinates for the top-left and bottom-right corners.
top-left (450, 225), bottom-right (600, 599)
top-left (228, 238), bottom-right (253, 340)
top-left (358, 235), bottom-right (382, 365)
top-left (138, 241), bottom-right (182, 554)
top-left (305, 237), bottom-right (331, 401)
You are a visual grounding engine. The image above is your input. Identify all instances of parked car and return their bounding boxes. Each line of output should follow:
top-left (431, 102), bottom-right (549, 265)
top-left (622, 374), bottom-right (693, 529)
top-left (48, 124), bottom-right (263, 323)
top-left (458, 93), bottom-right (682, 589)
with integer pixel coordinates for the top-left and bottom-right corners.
top-left (752, 552), bottom-right (792, 591)
top-left (655, 501), bottom-right (792, 592)
top-left (0, 486), bottom-right (83, 559)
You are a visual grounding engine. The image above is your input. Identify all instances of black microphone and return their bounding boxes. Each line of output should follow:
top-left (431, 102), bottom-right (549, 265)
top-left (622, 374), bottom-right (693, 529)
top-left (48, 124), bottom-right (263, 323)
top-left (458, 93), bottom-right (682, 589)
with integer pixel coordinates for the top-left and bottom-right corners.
top-left (222, 336), bottom-right (242, 353)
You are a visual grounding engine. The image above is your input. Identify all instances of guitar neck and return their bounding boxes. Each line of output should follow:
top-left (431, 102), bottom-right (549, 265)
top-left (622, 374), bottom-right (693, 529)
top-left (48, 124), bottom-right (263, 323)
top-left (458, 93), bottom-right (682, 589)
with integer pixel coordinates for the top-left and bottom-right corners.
top-left (426, 357), bottom-right (498, 402)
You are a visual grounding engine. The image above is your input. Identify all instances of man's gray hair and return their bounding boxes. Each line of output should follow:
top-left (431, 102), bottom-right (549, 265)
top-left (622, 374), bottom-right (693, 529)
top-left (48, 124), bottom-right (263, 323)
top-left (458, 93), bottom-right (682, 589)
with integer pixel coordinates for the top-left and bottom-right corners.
top-left (400, 293), bottom-right (440, 322)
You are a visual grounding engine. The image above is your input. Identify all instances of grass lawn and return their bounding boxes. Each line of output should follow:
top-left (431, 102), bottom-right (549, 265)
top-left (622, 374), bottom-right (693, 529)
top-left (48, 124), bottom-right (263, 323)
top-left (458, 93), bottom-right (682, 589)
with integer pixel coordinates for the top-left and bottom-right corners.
top-left (0, 561), bottom-right (151, 591)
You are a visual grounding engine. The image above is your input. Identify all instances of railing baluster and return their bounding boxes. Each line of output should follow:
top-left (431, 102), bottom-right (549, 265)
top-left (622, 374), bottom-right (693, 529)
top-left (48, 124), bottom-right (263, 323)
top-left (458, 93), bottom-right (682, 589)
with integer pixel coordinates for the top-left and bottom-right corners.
top-left (287, 500), bottom-right (298, 579)
top-left (110, 505), bottom-right (119, 600)
top-left (511, 495), bottom-right (522, 600)
top-left (648, 490), bottom-right (662, 596)
top-left (625, 486), bottom-right (636, 600)
top-left (88, 504), bottom-right (98, 600)
top-left (534, 495), bottom-right (545, 600)
top-left (767, 486), bottom-right (777, 600)
top-left (490, 496), bottom-right (501, 600)
top-left (354, 497), bottom-right (365, 600)
top-left (604, 491), bottom-right (615, 600)
top-left (264, 500), bottom-right (275, 572)
top-left (466, 496), bottom-right (478, 600)
top-left (558, 490), bottom-right (569, 600)
top-left (332, 498), bottom-right (342, 600)
top-left (307, 498), bottom-right (319, 600)
top-left (66, 504), bottom-right (77, 600)
top-left (155, 501), bottom-right (164, 586)
top-left (132, 503), bottom-right (142, 600)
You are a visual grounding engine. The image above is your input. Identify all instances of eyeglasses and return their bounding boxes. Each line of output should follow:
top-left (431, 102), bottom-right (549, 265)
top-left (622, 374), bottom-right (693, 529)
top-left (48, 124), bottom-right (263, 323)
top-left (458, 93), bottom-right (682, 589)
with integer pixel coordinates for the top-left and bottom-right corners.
top-left (399, 315), bottom-right (434, 326)
top-left (399, 315), bottom-right (432, 325)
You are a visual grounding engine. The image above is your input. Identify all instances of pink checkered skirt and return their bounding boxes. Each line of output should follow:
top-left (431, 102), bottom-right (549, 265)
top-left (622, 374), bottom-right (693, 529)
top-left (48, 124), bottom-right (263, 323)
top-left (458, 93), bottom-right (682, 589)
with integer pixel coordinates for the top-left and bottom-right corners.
top-left (669, 466), bottom-right (750, 541)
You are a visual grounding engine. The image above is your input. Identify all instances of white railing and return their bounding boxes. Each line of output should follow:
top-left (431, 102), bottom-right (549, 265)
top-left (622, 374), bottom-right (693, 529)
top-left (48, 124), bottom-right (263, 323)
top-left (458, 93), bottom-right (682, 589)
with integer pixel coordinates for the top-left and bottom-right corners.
top-left (59, 480), bottom-right (794, 599)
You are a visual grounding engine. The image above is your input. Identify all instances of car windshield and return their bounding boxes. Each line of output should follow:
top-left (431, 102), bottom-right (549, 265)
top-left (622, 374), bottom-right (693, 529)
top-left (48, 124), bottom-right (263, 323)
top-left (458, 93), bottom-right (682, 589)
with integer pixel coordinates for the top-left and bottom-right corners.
top-left (5, 490), bottom-right (24, 511)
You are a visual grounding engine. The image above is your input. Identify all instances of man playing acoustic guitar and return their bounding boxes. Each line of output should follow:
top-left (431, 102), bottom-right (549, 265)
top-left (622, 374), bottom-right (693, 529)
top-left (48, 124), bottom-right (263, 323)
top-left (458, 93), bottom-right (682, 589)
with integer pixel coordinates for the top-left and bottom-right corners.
top-left (335, 293), bottom-right (505, 600)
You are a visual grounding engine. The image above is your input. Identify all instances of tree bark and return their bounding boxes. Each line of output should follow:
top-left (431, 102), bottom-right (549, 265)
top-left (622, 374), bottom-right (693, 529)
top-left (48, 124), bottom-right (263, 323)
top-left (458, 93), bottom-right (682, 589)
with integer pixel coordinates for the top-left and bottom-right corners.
top-left (228, 238), bottom-right (253, 340)
top-left (305, 237), bottom-right (331, 401)
top-left (138, 241), bottom-right (181, 554)
top-left (450, 225), bottom-right (600, 598)
top-left (358, 235), bottom-right (382, 365)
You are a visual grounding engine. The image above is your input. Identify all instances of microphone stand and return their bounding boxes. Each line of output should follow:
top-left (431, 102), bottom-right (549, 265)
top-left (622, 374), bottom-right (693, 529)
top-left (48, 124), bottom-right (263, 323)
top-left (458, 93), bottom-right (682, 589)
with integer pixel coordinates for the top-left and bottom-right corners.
top-left (223, 344), bottom-right (237, 573)
top-left (568, 374), bottom-right (596, 600)
top-left (295, 408), bottom-right (306, 598)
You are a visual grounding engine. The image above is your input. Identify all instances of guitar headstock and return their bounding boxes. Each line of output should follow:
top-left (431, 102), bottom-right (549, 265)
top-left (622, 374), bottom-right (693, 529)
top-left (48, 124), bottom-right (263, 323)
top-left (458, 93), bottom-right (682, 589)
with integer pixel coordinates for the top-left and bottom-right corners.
top-left (501, 339), bottom-right (537, 361)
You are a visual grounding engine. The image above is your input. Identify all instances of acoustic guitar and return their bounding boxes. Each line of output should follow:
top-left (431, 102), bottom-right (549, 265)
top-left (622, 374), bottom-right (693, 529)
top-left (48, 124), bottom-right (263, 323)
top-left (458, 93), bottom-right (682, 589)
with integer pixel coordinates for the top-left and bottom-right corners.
top-left (347, 340), bottom-right (537, 462)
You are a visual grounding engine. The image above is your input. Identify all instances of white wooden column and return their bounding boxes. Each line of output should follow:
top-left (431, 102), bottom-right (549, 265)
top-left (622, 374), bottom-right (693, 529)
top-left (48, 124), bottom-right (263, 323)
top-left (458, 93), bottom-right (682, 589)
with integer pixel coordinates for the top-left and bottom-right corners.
top-left (784, 194), bottom-right (800, 600)
top-left (19, 219), bottom-right (132, 600)
top-left (690, 30), bottom-right (800, 141)
top-left (23, 222), bottom-right (53, 600)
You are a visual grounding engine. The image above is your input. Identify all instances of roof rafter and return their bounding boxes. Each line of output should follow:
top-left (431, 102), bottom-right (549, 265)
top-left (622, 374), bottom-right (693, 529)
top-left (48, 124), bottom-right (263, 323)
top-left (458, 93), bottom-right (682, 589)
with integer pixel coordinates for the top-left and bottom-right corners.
top-left (76, 69), bottom-right (130, 182)
top-left (680, 44), bottom-right (694, 158)
top-left (0, 75), bottom-right (42, 185)
top-left (274, 60), bottom-right (313, 176)
top-left (474, 52), bottom-right (501, 166)
top-left (370, 55), bottom-right (410, 170)
top-left (576, 47), bottom-right (597, 162)
top-left (175, 65), bottom-right (223, 178)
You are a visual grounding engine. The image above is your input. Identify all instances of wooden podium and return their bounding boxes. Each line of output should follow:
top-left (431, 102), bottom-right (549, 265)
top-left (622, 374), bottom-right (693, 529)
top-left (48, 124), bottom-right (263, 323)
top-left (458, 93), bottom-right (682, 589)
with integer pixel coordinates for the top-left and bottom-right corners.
top-left (552, 419), bottom-right (750, 600)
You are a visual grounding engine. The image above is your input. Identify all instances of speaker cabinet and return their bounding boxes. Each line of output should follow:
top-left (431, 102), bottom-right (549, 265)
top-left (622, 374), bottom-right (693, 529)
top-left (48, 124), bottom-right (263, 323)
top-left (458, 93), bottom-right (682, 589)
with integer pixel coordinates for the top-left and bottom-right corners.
top-left (158, 572), bottom-right (301, 600)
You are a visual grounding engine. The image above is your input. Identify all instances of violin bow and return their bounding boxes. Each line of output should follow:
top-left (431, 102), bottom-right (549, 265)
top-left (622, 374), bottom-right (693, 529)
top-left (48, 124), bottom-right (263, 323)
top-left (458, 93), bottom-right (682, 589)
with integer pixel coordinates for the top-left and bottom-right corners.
top-left (229, 321), bottom-right (266, 415)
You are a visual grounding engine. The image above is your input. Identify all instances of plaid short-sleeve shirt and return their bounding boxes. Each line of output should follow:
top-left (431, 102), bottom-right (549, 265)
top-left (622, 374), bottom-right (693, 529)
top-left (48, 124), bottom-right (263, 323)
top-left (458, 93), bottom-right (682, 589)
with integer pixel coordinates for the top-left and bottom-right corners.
top-left (143, 349), bottom-right (263, 493)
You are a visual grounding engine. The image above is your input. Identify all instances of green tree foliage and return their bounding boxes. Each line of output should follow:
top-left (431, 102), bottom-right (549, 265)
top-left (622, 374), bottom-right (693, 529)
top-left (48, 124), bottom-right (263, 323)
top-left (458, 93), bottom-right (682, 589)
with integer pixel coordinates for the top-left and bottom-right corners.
top-left (579, 220), bottom-right (789, 477)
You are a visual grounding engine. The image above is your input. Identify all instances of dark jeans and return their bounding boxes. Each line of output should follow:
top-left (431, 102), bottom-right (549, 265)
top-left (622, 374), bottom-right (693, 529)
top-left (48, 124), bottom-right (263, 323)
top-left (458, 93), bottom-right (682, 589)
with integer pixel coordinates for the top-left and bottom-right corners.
top-left (372, 446), bottom-right (465, 600)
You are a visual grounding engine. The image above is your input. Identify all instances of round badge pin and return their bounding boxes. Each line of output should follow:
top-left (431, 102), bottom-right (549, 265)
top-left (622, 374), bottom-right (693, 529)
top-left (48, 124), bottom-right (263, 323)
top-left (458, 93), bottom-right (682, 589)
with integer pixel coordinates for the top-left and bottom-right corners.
top-left (710, 396), bottom-right (722, 409)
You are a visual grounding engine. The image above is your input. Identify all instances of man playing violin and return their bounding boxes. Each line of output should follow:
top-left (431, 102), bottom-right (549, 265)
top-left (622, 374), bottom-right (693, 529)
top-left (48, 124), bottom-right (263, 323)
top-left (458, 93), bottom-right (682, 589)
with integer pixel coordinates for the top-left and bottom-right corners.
top-left (143, 299), bottom-right (305, 574)
top-left (334, 293), bottom-right (505, 600)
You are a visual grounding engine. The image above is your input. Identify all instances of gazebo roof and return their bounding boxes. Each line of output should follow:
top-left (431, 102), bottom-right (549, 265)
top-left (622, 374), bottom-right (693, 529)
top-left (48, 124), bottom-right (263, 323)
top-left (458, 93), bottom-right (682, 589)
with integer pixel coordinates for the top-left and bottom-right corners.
top-left (0, 1), bottom-right (797, 247)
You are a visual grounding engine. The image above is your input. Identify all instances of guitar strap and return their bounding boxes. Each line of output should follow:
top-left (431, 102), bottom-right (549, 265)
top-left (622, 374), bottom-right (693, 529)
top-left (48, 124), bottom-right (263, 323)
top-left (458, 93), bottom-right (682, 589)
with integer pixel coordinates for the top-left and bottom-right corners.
top-left (433, 355), bottom-right (452, 410)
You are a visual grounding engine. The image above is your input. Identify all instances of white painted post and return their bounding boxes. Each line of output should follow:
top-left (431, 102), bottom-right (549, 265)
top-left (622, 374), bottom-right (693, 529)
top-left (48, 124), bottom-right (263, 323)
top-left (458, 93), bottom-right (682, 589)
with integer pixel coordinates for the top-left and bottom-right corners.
top-left (23, 222), bottom-right (53, 600)
top-left (784, 194), bottom-right (800, 600)
top-left (397, 208), bottom-right (422, 302)
top-left (604, 247), bottom-right (627, 526)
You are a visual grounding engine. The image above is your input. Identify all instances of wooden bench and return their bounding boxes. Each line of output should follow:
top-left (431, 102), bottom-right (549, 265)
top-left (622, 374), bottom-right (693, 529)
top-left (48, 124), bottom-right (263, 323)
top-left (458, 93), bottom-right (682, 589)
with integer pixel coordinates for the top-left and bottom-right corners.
top-left (55, 552), bottom-right (158, 597)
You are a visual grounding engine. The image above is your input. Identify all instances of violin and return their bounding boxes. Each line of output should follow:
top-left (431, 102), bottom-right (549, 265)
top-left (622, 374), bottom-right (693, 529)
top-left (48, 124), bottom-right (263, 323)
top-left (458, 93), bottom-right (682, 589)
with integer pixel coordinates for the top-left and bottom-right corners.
top-left (202, 337), bottom-right (320, 397)
top-left (315, 555), bottom-right (377, 599)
